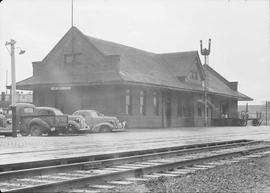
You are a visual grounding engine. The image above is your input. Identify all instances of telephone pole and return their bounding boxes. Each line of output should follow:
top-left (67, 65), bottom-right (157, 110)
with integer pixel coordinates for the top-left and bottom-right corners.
top-left (5, 39), bottom-right (17, 137)
top-left (5, 39), bottom-right (25, 137)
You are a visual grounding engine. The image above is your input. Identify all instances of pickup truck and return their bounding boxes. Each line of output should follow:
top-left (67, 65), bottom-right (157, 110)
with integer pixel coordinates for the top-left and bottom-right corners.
top-left (0, 103), bottom-right (75, 136)
top-left (16, 103), bottom-right (70, 136)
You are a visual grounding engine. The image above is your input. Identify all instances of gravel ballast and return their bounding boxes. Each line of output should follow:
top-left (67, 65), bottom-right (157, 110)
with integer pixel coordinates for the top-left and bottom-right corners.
top-left (109, 155), bottom-right (270, 193)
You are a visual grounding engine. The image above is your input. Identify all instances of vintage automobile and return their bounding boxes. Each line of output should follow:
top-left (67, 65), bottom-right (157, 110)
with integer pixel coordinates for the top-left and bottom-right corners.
top-left (72, 110), bottom-right (126, 132)
top-left (0, 104), bottom-right (89, 136)
top-left (13, 104), bottom-right (69, 136)
top-left (36, 107), bottom-right (89, 134)
top-left (0, 109), bottom-right (6, 128)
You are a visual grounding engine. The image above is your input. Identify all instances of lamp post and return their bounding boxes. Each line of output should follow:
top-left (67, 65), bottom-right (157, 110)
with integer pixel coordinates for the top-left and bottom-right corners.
top-left (5, 39), bottom-right (25, 137)
top-left (200, 39), bottom-right (211, 127)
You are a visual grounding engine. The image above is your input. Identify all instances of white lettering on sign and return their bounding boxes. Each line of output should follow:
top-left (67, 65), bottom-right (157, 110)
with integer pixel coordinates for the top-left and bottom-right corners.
top-left (50, 87), bottom-right (71, 91)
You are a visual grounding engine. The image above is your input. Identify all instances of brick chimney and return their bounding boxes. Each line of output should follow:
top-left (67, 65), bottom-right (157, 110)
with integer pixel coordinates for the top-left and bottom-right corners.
top-left (229, 81), bottom-right (238, 91)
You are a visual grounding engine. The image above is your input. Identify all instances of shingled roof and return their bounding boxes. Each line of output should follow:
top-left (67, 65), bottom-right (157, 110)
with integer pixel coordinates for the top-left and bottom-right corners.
top-left (17, 26), bottom-right (251, 101)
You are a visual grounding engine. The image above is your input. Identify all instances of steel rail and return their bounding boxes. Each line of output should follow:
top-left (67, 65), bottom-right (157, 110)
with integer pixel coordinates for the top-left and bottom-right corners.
top-left (0, 140), bottom-right (258, 180)
top-left (4, 144), bottom-right (270, 193)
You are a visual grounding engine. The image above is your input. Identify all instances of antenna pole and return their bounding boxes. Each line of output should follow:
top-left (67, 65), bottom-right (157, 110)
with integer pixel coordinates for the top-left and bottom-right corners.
top-left (71, 0), bottom-right (74, 27)
top-left (6, 70), bottom-right (8, 95)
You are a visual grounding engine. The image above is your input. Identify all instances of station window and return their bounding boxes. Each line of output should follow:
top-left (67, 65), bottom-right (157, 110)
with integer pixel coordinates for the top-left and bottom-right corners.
top-left (125, 89), bottom-right (132, 115)
top-left (153, 91), bottom-right (159, 116)
top-left (177, 98), bottom-right (183, 117)
top-left (198, 107), bottom-right (202, 117)
top-left (189, 71), bottom-right (198, 80)
top-left (64, 53), bottom-right (81, 64)
top-left (140, 90), bottom-right (146, 115)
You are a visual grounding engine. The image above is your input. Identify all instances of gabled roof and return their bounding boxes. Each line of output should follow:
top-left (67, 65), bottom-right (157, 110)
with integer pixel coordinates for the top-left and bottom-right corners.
top-left (85, 31), bottom-right (205, 91)
top-left (204, 65), bottom-right (252, 101)
top-left (17, 26), bottom-right (251, 101)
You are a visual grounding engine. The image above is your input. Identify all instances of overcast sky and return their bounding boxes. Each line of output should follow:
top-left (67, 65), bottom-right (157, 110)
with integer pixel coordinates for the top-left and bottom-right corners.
top-left (0, 0), bottom-right (269, 105)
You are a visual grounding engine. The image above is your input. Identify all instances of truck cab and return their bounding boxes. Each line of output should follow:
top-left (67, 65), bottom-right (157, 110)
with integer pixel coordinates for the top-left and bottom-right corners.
top-left (12, 103), bottom-right (69, 136)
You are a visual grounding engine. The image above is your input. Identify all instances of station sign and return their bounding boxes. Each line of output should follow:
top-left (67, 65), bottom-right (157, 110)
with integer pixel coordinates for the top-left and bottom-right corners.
top-left (50, 86), bottom-right (71, 91)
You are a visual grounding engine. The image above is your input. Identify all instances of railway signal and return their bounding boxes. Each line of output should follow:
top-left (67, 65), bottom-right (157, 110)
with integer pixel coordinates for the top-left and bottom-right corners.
top-left (200, 39), bottom-right (212, 127)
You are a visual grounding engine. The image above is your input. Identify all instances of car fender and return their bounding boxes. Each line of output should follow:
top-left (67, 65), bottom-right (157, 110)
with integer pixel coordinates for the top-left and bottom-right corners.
top-left (29, 118), bottom-right (50, 131)
top-left (92, 122), bottom-right (114, 131)
top-left (68, 120), bottom-right (80, 131)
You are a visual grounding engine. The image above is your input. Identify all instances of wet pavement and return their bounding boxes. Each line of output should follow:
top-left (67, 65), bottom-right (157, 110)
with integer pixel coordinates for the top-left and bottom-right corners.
top-left (0, 126), bottom-right (270, 166)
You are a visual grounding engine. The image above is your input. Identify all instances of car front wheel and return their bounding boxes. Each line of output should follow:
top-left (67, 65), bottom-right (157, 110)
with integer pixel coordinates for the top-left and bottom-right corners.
top-left (99, 125), bottom-right (112, 133)
top-left (20, 124), bottom-right (30, 136)
top-left (30, 125), bottom-right (42, 136)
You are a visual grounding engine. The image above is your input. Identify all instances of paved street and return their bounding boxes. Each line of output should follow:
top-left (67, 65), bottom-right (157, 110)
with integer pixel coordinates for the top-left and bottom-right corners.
top-left (0, 126), bottom-right (270, 166)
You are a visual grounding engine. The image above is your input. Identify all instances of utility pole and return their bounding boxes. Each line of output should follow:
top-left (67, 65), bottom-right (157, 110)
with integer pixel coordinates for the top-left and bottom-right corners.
top-left (5, 70), bottom-right (8, 95)
top-left (5, 39), bottom-right (17, 137)
top-left (266, 101), bottom-right (268, 126)
top-left (5, 39), bottom-right (25, 137)
top-left (200, 39), bottom-right (211, 127)
top-left (71, 0), bottom-right (74, 27)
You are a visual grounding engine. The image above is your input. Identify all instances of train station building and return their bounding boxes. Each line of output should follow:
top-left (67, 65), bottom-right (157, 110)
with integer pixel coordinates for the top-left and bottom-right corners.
top-left (16, 27), bottom-right (252, 128)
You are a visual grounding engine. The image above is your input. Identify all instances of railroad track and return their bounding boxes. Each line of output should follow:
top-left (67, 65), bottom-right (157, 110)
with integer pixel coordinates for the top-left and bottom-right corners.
top-left (0, 139), bottom-right (269, 193)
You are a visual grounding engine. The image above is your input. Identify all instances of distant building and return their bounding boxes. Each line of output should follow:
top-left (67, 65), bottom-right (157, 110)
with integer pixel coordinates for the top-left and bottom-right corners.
top-left (0, 91), bottom-right (33, 109)
top-left (239, 104), bottom-right (270, 125)
top-left (16, 27), bottom-right (251, 128)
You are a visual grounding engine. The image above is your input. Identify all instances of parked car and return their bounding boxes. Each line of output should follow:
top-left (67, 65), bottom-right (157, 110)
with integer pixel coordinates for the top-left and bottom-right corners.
top-left (72, 110), bottom-right (126, 132)
top-left (35, 107), bottom-right (89, 134)
top-left (16, 104), bottom-right (70, 136)
top-left (0, 109), bottom-right (5, 128)
top-left (0, 103), bottom-right (70, 136)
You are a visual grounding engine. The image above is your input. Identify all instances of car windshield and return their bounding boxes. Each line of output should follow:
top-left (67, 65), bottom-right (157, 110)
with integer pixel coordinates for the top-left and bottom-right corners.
top-left (74, 111), bottom-right (100, 117)
top-left (53, 109), bottom-right (64, 115)
top-left (89, 111), bottom-right (99, 117)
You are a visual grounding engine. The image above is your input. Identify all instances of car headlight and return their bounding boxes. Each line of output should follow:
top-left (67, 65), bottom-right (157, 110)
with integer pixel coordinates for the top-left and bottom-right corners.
top-left (75, 118), bottom-right (81, 123)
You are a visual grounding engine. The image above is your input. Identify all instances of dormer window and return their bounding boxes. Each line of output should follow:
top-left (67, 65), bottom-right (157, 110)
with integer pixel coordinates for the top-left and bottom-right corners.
top-left (64, 53), bottom-right (81, 64)
top-left (189, 71), bottom-right (198, 80)
top-left (177, 76), bottom-right (186, 82)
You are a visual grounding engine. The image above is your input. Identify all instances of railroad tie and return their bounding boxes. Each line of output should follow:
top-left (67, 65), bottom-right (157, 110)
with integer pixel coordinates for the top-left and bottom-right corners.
top-left (16, 178), bottom-right (55, 184)
top-left (243, 154), bottom-right (263, 158)
top-left (153, 173), bottom-right (179, 177)
top-left (165, 170), bottom-right (190, 175)
top-left (67, 189), bottom-right (102, 193)
top-left (125, 177), bottom-right (149, 182)
top-left (89, 184), bottom-right (115, 190)
top-left (114, 165), bottom-right (141, 169)
top-left (44, 175), bottom-right (75, 180)
top-left (104, 167), bottom-right (131, 171)
top-left (56, 172), bottom-right (92, 177)
top-left (107, 180), bottom-right (134, 185)
top-left (176, 168), bottom-right (197, 173)
top-left (146, 159), bottom-right (170, 164)
top-left (206, 161), bottom-right (226, 166)
top-left (193, 164), bottom-right (216, 169)
top-left (138, 161), bottom-right (161, 166)
top-left (91, 169), bottom-right (115, 174)
top-left (188, 166), bottom-right (209, 170)
top-left (143, 174), bottom-right (163, 179)
top-left (0, 182), bottom-right (25, 189)
top-left (74, 170), bottom-right (96, 174)
top-left (124, 163), bottom-right (151, 167)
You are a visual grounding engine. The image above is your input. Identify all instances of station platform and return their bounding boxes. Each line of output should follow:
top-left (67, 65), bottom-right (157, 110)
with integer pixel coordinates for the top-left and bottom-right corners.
top-left (0, 126), bottom-right (270, 166)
